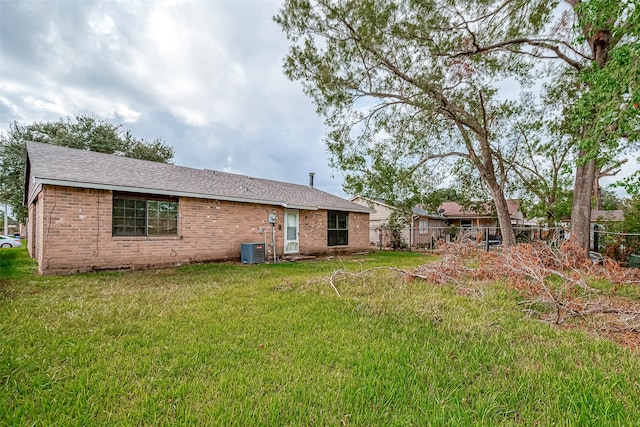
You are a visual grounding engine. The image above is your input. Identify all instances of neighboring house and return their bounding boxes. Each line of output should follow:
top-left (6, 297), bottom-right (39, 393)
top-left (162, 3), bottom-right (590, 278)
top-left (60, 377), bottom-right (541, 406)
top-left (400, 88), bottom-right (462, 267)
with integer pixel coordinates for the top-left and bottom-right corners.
top-left (24, 142), bottom-right (371, 274)
top-left (351, 197), bottom-right (526, 248)
top-left (591, 209), bottom-right (624, 225)
top-left (410, 206), bottom-right (449, 247)
top-left (439, 200), bottom-right (525, 230)
top-left (558, 209), bottom-right (624, 229)
top-left (590, 209), bottom-right (625, 252)
top-left (559, 209), bottom-right (625, 230)
top-left (436, 200), bottom-right (525, 243)
top-left (350, 196), bottom-right (400, 246)
top-left (350, 196), bottom-right (447, 247)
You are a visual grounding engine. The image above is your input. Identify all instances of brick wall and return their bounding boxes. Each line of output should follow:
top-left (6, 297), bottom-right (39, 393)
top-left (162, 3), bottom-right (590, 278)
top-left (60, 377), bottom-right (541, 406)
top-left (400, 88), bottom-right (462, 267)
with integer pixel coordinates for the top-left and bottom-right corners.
top-left (298, 209), bottom-right (369, 255)
top-left (30, 185), bottom-right (370, 274)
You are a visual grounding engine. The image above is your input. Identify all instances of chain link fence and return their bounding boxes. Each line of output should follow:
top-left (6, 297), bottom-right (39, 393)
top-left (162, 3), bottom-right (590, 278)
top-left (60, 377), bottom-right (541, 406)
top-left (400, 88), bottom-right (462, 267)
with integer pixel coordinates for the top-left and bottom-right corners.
top-left (371, 225), bottom-right (640, 265)
top-left (370, 225), bottom-right (565, 251)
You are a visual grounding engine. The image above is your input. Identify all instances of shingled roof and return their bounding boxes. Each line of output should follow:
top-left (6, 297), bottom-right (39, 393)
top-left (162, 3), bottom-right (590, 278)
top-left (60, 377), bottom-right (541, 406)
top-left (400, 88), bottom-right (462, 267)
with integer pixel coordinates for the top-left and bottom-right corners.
top-left (591, 210), bottom-right (624, 222)
top-left (439, 200), bottom-right (521, 218)
top-left (25, 141), bottom-right (370, 213)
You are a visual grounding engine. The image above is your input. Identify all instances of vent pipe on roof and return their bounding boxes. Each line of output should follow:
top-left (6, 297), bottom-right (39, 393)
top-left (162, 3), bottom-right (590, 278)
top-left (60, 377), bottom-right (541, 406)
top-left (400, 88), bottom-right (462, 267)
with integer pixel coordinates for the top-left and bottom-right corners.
top-left (309, 172), bottom-right (315, 188)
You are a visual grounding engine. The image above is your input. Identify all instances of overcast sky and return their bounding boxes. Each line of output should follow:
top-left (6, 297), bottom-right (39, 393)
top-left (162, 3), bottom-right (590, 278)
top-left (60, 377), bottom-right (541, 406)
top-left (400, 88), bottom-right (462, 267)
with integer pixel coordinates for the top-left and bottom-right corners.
top-left (0, 0), bottom-right (636, 202)
top-left (0, 0), bottom-right (345, 195)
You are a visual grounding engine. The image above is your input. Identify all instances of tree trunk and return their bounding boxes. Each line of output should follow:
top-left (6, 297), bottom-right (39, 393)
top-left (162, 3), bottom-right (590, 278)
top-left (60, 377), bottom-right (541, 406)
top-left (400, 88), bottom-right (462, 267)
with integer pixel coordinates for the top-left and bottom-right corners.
top-left (570, 156), bottom-right (596, 254)
top-left (592, 172), bottom-right (603, 210)
top-left (488, 187), bottom-right (516, 247)
top-left (569, 6), bottom-right (612, 256)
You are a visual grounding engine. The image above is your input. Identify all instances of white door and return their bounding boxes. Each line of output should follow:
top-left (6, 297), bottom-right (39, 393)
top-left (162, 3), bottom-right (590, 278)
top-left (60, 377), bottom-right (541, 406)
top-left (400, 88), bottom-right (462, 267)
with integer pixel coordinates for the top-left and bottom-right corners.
top-left (284, 209), bottom-right (299, 254)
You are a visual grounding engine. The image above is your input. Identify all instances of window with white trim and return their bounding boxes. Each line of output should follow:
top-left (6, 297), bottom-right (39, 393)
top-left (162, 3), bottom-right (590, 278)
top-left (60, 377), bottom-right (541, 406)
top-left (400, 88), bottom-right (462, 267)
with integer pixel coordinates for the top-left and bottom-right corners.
top-left (419, 220), bottom-right (429, 235)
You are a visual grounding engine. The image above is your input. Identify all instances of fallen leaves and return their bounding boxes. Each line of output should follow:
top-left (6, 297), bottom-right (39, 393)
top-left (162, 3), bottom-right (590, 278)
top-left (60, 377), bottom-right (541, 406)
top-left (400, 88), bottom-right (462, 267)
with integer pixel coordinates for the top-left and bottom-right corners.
top-left (409, 242), bottom-right (640, 351)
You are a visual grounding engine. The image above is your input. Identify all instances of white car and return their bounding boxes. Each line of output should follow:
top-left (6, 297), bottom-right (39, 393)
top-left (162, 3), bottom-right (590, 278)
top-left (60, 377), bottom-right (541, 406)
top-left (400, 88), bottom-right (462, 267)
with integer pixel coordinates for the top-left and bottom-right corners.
top-left (0, 235), bottom-right (22, 248)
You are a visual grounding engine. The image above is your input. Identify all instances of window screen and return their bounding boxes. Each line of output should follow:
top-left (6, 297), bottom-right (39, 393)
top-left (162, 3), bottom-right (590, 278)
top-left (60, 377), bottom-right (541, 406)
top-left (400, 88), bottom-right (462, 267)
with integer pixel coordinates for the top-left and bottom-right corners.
top-left (113, 196), bottom-right (178, 236)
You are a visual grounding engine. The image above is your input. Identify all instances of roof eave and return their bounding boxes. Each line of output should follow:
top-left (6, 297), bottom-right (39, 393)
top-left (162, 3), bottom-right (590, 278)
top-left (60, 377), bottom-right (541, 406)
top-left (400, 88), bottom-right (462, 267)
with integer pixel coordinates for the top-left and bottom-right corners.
top-left (318, 204), bottom-right (372, 214)
top-left (445, 214), bottom-right (496, 219)
top-left (421, 215), bottom-right (447, 221)
top-left (285, 204), bottom-right (318, 211)
top-left (350, 196), bottom-right (394, 210)
top-left (23, 150), bottom-right (31, 206)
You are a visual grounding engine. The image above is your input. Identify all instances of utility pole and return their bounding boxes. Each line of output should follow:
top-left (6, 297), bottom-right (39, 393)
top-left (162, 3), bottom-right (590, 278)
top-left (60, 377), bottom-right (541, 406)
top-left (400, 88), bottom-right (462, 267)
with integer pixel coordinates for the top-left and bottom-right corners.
top-left (3, 204), bottom-right (8, 235)
top-left (1, 179), bottom-right (8, 235)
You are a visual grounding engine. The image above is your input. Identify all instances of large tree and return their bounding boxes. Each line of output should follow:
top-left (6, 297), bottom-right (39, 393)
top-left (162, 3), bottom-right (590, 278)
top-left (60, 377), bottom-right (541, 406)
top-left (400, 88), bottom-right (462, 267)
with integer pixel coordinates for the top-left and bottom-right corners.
top-left (0, 115), bottom-right (174, 223)
top-left (276, 0), bottom-right (639, 253)
top-left (562, 1), bottom-right (639, 252)
top-left (275, 0), bottom-right (548, 247)
top-left (432, 0), bottom-right (639, 252)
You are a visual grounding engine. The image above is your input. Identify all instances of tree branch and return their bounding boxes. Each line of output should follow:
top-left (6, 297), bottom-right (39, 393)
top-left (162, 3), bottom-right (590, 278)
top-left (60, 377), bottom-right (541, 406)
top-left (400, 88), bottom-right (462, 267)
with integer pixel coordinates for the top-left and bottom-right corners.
top-left (449, 37), bottom-right (586, 71)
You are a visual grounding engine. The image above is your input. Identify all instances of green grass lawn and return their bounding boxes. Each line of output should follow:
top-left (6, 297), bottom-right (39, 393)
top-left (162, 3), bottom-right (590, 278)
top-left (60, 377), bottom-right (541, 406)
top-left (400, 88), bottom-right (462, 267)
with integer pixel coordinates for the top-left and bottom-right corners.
top-left (1, 248), bottom-right (639, 425)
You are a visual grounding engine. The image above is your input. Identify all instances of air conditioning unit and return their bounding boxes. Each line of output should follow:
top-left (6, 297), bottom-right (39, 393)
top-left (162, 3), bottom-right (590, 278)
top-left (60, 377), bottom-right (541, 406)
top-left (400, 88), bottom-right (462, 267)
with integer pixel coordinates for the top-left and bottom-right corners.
top-left (241, 243), bottom-right (266, 264)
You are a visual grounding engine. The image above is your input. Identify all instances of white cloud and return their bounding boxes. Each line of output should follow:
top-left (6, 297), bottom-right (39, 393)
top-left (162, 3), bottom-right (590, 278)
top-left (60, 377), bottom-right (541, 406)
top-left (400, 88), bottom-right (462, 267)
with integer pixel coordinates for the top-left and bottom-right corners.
top-left (0, 79), bottom-right (142, 127)
top-left (0, 0), bottom-right (344, 197)
top-left (88, 12), bottom-right (116, 35)
top-left (21, 95), bottom-right (69, 116)
top-left (114, 104), bottom-right (142, 123)
top-left (119, 2), bottom-right (250, 127)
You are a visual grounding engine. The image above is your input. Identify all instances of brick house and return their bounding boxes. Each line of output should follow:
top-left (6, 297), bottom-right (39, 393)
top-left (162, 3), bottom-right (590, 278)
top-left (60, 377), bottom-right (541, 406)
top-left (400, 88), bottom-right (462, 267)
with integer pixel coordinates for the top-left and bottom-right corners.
top-left (24, 142), bottom-right (371, 274)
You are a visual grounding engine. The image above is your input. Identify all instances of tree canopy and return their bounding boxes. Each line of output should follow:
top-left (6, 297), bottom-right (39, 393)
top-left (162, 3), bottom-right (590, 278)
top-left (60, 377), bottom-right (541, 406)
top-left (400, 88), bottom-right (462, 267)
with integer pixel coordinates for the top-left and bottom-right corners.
top-left (276, 0), bottom-right (639, 252)
top-left (0, 115), bottom-right (174, 223)
top-left (275, 0), bottom-right (553, 246)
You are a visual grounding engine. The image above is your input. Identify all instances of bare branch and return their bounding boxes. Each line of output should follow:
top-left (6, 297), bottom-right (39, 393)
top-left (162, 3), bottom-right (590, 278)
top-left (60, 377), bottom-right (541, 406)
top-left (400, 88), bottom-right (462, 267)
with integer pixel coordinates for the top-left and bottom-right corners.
top-left (449, 37), bottom-right (586, 71)
top-left (600, 159), bottom-right (628, 178)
